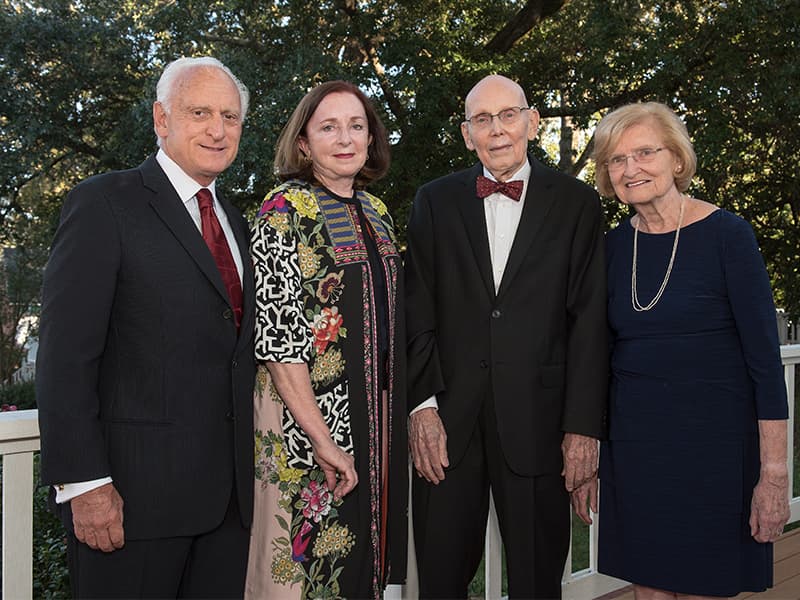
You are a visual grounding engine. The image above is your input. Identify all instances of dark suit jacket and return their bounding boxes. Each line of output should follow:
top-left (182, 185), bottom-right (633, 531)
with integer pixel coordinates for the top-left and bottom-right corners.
top-left (36, 155), bottom-right (256, 539)
top-left (405, 157), bottom-right (608, 476)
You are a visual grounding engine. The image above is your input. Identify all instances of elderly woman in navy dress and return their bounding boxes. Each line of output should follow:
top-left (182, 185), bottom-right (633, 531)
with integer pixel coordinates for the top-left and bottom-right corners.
top-left (592, 101), bottom-right (789, 599)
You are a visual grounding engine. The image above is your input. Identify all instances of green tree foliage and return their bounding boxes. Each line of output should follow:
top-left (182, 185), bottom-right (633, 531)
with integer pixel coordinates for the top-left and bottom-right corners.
top-left (1, 0), bottom-right (798, 314)
top-left (0, 245), bottom-right (43, 382)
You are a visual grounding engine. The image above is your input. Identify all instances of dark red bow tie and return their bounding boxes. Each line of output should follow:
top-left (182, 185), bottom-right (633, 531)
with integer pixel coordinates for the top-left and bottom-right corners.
top-left (476, 175), bottom-right (524, 201)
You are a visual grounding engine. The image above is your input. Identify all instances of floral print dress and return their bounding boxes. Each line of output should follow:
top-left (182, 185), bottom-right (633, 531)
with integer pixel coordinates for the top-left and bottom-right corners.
top-left (245, 181), bottom-right (407, 600)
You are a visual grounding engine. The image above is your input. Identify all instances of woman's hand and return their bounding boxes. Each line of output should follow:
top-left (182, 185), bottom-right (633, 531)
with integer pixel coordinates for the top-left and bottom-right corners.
top-left (751, 420), bottom-right (790, 543)
top-left (265, 361), bottom-right (359, 501)
top-left (750, 465), bottom-right (789, 543)
top-left (312, 436), bottom-right (358, 501)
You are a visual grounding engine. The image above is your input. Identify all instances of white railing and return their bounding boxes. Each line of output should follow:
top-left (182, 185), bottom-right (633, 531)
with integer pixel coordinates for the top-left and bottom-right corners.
top-left (777, 311), bottom-right (799, 345)
top-left (3, 344), bottom-right (800, 599)
top-left (0, 409), bottom-right (40, 600)
top-left (782, 344), bottom-right (800, 524)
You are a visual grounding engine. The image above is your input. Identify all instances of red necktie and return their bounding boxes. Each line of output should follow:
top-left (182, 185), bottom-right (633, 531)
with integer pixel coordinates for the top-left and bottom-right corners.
top-left (476, 175), bottom-right (524, 201)
top-left (197, 188), bottom-right (243, 330)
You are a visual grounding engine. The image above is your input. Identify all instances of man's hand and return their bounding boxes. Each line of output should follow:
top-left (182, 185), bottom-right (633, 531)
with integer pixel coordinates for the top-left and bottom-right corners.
top-left (409, 407), bottom-right (449, 484)
top-left (561, 433), bottom-right (598, 492)
top-left (570, 476), bottom-right (598, 525)
top-left (71, 482), bottom-right (125, 552)
top-left (311, 437), bottom-right (358, 501)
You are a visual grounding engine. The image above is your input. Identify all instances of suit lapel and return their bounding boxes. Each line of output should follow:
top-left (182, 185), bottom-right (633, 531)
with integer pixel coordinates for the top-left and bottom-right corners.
top-left (139, 156), bottom-right (233, 308)
top-left (456, 164), bottom-right (495, 300)
top-left (496, 158), bottom-right (557, 300)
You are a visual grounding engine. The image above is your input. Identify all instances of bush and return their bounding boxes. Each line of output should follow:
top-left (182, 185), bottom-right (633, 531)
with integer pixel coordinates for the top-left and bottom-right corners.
top-left (0, 381), bottom-right (36, 410)
top-left (32, 455), bottom-right (69, 599)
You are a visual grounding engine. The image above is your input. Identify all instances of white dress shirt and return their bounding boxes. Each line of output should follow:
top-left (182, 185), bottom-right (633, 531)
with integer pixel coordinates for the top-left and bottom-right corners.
top-left (55, 150), bottom-right (244, 503)
top-left (411, 161), bottom-right (531, 415)
top-left (156, 149), bottom-right (244, 282)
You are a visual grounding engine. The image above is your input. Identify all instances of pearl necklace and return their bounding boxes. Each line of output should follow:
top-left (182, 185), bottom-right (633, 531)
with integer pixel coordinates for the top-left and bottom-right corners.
top-left (631, 195), bottom-right (685, 312)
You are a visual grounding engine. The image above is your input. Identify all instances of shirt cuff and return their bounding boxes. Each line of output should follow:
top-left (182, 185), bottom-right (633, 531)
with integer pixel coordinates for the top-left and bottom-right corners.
top-left (54, 477), bottom-right (113, 504)
top-left (410, 396), bottom-right (438, 415)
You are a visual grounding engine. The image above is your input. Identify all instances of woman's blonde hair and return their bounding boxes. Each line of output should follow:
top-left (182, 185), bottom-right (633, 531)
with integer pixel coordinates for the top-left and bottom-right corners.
top-left (592, 101), bottom-right (696, 198)
top-left (274, 80), bottom-right (390, 187)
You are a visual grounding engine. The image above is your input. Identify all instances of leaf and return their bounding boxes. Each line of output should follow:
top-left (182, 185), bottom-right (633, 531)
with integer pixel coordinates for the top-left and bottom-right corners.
top-left (275, 514), bottom-right (290, 533)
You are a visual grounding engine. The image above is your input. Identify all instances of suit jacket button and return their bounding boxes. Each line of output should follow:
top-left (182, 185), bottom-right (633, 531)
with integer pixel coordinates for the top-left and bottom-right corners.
top-left (223, 308), bottom-right (233, 319)
top-left (232, 360), bottom-right (238, 368)
top-left (479, 360), bottom-right (489, 368)
top-left (491, 309), bottom-right (501, 319)
top-left (226, 412), bottom-right (235, 421)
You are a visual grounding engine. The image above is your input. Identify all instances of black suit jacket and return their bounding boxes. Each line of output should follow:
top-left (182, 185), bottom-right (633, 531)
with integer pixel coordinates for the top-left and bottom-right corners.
top-left (405, 157), bottom-right (608, 476)
top-left (36, 155), bottom-right (256, 539)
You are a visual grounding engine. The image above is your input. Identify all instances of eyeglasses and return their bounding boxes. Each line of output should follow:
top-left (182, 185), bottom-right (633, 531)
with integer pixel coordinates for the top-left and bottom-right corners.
top-left (605, 147), bottom-right (665, 171)
top-left (465, 107), bottom-right (530, 130)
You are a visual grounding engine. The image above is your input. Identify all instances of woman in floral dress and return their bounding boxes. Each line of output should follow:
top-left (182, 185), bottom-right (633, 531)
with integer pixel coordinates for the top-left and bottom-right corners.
top-left (245, 81), bottom-right (407, 600)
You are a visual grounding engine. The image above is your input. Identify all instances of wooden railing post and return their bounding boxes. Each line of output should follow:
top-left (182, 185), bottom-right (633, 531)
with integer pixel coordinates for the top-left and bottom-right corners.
top-left (3, 452), bottom-right (35, 600)
top-left (0, 409), bottom-right (40, 600)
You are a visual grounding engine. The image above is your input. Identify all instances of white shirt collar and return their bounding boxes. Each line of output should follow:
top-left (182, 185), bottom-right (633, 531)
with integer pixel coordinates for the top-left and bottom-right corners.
top-left (156, 149), bottom-right (218, 205)
top-left (482, 159), bottom-right (531, 185)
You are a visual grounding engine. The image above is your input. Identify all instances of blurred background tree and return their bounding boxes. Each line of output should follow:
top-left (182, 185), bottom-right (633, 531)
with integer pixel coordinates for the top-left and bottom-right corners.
top-left (1, 0), bottom-right (798, 316)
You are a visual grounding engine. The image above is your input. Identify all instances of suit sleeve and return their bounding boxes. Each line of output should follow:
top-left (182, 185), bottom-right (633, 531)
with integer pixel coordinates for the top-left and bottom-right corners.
top-left (36, 184), bottom-right (121, 485)
top-left (404, 186), bottom-right (446, 411)
top-left (561, 190), bottom-right (608, 438)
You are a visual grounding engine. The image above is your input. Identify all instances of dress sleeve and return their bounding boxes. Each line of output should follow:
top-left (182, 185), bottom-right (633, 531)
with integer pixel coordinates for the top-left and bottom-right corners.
top-left (250, 189), bottom-right (313, 363)
top-left (722, 213), bottom-right (788, 419)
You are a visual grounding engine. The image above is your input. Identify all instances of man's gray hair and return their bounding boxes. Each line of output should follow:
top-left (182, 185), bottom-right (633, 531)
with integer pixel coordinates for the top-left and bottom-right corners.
top-left (154, 56), bottom-right (250, 145)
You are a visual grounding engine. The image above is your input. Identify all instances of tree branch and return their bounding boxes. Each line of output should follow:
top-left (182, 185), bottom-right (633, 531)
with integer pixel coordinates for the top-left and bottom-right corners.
top-left (486, 0), bottom-right (567, 54)
top-left (199, 33), bottom-right (272, 55)
top-left (334, 1), bottom-right (409, 136)
top-left (570, 134), bottom-right (593, 178)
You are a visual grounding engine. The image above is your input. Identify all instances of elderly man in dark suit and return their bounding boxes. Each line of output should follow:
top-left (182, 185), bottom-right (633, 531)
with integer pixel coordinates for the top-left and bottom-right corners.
top-left (405, 74), bottom-right (608, 599)
top-left (36, 56), bottom-right (256, 598)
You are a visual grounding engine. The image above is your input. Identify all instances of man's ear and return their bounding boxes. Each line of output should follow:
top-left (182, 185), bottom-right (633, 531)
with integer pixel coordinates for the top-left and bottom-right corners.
top-left (153, 102), bottom-right (168, 138)
top-left (461, 122), bottom-right (475, 151)
top-left (527, 108), bottom-right (540, 142)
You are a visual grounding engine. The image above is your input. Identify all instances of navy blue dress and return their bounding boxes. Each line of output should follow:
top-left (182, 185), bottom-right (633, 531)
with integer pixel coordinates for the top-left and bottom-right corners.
top-left (598, 209), bottom-right (788, 596)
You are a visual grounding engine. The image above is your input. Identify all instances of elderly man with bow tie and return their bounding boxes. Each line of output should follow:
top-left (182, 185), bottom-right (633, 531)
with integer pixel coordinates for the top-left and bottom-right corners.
top-left (404, 74), bottom-right (608, 599)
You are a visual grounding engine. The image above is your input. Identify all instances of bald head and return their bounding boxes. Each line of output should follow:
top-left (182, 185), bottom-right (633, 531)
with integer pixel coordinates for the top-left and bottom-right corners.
top-left (465, 75), bottom-right (528, 120)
